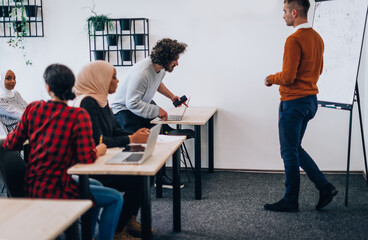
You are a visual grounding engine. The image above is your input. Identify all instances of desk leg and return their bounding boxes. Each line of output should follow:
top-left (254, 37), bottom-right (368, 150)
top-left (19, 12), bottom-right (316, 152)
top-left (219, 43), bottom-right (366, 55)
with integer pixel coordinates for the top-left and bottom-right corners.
top-left (156, 168), bottom-right (163, 198)
top-left (173, 149), bottom-right (181, 232)
top-left (209, 116), bottom-right (214, 173)
top-left (141, 176), bottom-right (152, 240)
top-left (79, 175), bottom-right (92, 240)
top-left (65, 221), bottom-right (79, 240)
top-left (195, 125), bottom-right (202, 200)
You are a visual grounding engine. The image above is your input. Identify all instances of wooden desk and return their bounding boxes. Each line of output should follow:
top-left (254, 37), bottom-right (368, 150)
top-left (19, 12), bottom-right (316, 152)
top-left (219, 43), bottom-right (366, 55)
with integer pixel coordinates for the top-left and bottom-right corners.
top-left (0, 198), bottom-right (92, 240)
top-left (68, 137), bottom-right (185, 240)
top-left (151, 107), bottom-right (217, 200)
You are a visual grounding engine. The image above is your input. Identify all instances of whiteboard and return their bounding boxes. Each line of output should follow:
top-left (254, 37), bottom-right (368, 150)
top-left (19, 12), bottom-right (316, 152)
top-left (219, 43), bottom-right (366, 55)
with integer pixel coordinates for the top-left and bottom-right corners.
top-left (313, 0), bottom-right (368, 106)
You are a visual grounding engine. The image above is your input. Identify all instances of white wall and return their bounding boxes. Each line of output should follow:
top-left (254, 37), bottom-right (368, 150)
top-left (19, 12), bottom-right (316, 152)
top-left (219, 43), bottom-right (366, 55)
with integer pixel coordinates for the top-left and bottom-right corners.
top-left (0, 0), bottom-right (367, 171)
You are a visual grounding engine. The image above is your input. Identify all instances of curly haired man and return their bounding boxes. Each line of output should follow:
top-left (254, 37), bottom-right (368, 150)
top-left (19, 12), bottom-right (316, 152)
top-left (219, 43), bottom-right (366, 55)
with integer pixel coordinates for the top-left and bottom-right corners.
top-left (110, 38), bottom-right (187, 188)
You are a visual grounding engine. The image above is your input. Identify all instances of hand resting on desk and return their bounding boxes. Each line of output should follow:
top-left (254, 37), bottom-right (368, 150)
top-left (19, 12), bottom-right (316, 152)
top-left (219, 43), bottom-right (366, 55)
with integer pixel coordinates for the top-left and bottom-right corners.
top-left (129, 128), bottom-right (150, 143)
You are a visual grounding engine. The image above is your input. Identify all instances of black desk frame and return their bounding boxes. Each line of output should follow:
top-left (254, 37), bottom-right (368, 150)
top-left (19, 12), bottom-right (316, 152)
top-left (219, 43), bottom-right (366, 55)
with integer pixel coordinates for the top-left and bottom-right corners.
top-left (194, 116), bottom-right (215, 200)
top-left (156, 115), bottom-right (215, 200)
top-left (78, 149), bottom-right (181, 240)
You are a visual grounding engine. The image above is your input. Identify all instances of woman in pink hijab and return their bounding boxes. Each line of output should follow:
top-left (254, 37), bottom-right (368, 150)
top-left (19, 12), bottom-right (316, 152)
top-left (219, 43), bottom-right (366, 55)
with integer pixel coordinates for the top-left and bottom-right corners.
top-left (73, 61), bottom-right (151, 239)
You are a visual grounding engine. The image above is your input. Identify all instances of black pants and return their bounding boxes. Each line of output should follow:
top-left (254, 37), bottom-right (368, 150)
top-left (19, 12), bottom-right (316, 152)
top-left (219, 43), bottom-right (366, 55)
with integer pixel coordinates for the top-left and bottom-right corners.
top-left (114, 110), bottom-right (154, 132)
top-left (90, 174), bottom-right (142, 232)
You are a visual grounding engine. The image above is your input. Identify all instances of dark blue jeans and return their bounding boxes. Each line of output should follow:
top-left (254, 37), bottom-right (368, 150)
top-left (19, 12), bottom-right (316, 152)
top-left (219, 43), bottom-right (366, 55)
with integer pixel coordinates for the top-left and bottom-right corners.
top-left (279, 95), bottom-right (328, 203)
top-left (114, 110), bottom-right (154, 132)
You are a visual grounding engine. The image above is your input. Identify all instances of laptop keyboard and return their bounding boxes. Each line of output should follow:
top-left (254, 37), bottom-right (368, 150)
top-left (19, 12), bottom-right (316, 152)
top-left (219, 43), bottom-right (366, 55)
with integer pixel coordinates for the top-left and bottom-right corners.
top-left (124, 153), bottom-right (144, 162)
top-left (167, 116), bottom-right (182, 121)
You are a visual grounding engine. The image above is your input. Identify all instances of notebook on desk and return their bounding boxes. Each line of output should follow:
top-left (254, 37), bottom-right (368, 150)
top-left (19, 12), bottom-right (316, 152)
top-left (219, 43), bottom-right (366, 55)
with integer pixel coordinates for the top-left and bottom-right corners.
top-left (106, 124), bottom-right (162, 165)
top-left (166, 97), bottom-right (190, 121)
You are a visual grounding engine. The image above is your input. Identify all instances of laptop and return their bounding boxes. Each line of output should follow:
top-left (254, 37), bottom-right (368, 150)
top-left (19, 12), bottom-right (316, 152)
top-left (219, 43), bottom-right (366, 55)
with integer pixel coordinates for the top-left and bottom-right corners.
top-left (167, 97), bottom-right (190, 121)
top-left (106, 123), bottom-right (162, 164)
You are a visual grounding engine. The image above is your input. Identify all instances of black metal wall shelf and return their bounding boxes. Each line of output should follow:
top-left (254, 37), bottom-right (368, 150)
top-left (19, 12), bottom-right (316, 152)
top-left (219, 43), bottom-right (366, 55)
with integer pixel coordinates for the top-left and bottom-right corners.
top-left (0, 0), bottom-right (44, 37)
top-left (88, 18), bottom-right (149, 67)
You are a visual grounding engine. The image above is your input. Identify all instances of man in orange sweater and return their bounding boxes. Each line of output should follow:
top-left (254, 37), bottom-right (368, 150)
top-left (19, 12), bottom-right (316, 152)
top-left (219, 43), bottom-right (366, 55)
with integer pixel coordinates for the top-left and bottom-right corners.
top-left (264, 0), bottom-right (337, 212)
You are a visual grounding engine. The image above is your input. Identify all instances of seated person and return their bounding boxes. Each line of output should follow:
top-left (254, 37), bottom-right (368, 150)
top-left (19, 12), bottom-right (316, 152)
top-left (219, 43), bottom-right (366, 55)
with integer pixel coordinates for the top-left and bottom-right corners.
top-left (110, 38), bottom-right (188, 188)
top-left (0, 68), bottom-right (28, 133)
top-left (1, 64), bottom-right (122, 240)
top-left (72, 61), bottom-right (150, 239)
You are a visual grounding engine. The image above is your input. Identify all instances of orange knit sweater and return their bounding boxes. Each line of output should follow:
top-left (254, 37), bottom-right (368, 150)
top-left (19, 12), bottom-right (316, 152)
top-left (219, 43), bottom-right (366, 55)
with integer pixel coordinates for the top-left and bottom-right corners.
top-left (268, 28), bottom-right (324, 101)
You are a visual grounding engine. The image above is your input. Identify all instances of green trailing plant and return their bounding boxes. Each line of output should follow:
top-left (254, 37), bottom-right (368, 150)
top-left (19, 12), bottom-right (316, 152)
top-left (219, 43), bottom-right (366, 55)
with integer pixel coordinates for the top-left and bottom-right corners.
top-left (88, 14), bottom-right (109, 32)
top-left (86, 1), bottom-right (110, 34)
top-left (7, 0), bottom-right (32, 65)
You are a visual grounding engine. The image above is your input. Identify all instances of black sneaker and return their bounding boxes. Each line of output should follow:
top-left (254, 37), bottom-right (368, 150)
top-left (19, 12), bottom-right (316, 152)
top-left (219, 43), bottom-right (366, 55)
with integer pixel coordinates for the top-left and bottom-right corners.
top-left (316, 183), bottom-right (338, 210)
top-left (264, 198), bottom-right (299, 212)
top-left (155, 175), bottom-right (184, 189)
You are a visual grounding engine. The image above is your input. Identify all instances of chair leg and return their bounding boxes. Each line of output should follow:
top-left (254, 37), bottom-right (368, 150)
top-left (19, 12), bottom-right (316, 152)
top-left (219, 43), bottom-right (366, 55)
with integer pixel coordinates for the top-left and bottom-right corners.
top-left (182, 142), bottom-right (195, 173)
top-left (1, 184), bottom-right (5, 193)
top-left (180, 145), bottom-right (191, 183)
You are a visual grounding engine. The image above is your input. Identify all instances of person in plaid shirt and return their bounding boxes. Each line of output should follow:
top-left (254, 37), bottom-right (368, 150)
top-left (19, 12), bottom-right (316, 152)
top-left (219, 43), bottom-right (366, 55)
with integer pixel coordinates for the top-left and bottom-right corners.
top-left (1, 64), bottom-right (123, 240)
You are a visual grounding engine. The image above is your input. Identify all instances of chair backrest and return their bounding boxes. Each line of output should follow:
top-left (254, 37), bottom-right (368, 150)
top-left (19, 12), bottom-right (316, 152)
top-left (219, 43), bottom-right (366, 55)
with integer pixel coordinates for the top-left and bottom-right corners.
top-left (0, 150), bottom-right (26, 198)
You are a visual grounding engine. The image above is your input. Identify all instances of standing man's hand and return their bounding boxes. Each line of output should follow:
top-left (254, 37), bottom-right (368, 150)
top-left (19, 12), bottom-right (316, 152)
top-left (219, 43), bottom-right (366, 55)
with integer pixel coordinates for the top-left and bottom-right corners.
top-left (264, 77), bottom-right (273, 87)
top-left (159, 107), bottom-right (168, 121)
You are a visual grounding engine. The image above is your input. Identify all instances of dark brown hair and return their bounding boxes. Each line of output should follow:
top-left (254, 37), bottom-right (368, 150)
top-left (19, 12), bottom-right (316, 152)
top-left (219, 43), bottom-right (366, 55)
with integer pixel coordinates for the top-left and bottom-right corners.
top-left (284, 0), bottom-right (310, 17)
top-left (44, 64), bottom-right (76, 100)
top-left (150, 38), bottom-right (187, 70)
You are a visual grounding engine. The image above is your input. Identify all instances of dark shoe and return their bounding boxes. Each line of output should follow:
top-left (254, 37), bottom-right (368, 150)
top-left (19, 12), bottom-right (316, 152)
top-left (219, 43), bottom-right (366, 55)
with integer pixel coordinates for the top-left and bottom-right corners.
top-left (155, 175), bottom-right (184, 189)
top-left (126, 215), bottom-right (154, 238)
top-left (114, 226), bottom-right (141, 240)
top-left (264, 198), bottom-right (299, 212)
top-left (316, 183), bottom-right (338, 210)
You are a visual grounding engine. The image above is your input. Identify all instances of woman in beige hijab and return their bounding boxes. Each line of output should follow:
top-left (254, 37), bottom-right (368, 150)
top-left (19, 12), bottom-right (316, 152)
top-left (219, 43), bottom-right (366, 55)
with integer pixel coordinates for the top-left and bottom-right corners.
top-left (73, 61), bottom-right (151, 240)
top-left (73, 61), bottom-right (149, 146)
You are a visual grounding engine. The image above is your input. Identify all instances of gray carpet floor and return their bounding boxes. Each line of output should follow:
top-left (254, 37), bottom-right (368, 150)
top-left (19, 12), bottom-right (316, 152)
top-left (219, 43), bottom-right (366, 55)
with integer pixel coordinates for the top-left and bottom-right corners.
top-left (1, 171), bottom-right (367, 240)
top-left (151, 171), bottom-right (368, 240)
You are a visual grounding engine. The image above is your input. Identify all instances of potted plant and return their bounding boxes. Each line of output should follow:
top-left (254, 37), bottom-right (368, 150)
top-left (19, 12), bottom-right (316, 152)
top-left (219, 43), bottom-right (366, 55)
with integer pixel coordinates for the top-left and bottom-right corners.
top-left (106, 34), bottom-right (118, 46)
top-left (120, 50), bottom-right (132, 62)
top-left (106, 21), bottom-right (118, 46)
top-left (120, 19), bottom-right (131, 31)
top-left (7, 1), bottom-right (32, 65)
top-left (94, 50), bottom-right (106, 60)
top-left (88, 14), bottom-right (109, 32)
top-left (0, 6), bottom-right (11, 18)
top-left (25, 5), bottom-right (38, 18)
top-left (86, 0), bottom-right (109, 32)
top-left (134, 33), bottom-right (145, 46)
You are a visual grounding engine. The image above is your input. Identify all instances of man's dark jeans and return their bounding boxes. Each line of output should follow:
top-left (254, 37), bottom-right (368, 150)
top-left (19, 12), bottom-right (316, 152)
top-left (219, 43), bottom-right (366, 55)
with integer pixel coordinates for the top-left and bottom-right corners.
top-left (114, 110), bottom-right (154, 132)
top-left (278, 95), bottom-right (328, 203)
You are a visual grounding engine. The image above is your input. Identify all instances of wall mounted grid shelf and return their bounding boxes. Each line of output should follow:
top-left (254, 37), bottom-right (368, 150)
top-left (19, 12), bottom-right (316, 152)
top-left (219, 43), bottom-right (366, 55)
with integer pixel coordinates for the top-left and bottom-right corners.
top-left (88, 18), bottom-right (149, 67)
top-left (0, 0), bottom-right (44, 37)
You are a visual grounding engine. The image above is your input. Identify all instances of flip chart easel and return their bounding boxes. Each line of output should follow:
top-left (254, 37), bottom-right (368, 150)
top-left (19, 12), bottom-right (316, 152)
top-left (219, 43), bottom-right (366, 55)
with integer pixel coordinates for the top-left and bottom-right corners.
top-left (313, 0), bottom-right (368, 206)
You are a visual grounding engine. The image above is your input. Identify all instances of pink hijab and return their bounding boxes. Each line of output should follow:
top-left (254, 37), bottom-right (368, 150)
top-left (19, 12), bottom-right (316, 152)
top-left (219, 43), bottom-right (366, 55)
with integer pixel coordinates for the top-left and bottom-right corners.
top-left (73, 61), bottom-right (115, 108)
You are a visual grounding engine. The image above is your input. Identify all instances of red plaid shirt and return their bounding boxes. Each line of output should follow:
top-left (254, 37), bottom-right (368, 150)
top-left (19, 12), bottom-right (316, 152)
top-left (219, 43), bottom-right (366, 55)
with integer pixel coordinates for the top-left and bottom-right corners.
top-left (2, 100), bottom-right (96, 199)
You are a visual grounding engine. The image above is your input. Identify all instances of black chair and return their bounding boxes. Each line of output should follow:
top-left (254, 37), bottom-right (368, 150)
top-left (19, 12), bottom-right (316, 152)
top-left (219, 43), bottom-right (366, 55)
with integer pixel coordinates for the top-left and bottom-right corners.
top-left (0, 149), bottom-right (79, 240)
top-left (0, 150), bottom-right (26, 198)
top-left (163, 125), bottom-right (195, 182)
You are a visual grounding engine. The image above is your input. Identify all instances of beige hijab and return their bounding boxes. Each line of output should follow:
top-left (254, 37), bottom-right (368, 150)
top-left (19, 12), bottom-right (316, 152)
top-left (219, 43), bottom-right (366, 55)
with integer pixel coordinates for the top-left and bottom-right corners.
top-left (73, 61), bottom-right (114, 108)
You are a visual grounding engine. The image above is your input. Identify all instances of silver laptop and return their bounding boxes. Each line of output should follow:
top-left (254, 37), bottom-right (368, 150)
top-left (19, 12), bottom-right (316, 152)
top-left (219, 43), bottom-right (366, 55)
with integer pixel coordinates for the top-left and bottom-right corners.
top-left (167, 97), bottom-right (190, 121)
top-left (106, 124), bottom-right (162, 164)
